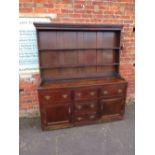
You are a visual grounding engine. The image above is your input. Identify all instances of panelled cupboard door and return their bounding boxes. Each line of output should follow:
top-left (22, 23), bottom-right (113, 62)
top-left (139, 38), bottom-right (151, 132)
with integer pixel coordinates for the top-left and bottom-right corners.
top-left (100, 98), bottom-right (124, 116)
top-left (43, 104), bottom-right (71, 125)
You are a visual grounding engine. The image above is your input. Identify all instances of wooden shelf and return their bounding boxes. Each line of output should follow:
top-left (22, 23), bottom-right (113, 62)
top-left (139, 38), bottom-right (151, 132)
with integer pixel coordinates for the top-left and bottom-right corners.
top-left (42, 72), bottom-right (120, 82)
top-left (39, 47), bottom-right (120, 52)
top-left (40, 63), bottom-right (120, 69)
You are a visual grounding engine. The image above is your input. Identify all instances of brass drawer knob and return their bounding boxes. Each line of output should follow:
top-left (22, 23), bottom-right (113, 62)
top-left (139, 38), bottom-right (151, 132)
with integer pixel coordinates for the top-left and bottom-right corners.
top-left (77, 93), bottom-right (81, 97)
top-left (62, 94), bottom-right (68, 99)
top-left (76, 105), bottom-right (82, 110)
top-left (90, 104), bottom-right (95, 108)
top-left (118, 89), bottom-right (122, 93)
top-left (103, 90), bottom-right (108, 95)
top-left (90, 91), bottom-right (95, 96)
top-left (44, 95), bottom-right (51, 100)
top-left (89, 115), bottom-right (95, 119)
top-left (77, 117), bottom-right (82, 121)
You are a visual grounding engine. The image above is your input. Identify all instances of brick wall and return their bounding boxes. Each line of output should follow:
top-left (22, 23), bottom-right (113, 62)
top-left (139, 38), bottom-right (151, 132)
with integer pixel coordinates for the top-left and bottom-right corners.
top-left (19, 0), bottom-right (135, 117)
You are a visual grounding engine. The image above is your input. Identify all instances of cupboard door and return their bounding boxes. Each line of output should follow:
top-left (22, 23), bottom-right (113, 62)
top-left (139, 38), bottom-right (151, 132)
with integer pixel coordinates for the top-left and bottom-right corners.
top-left (100, 98), bottom-right (125, 116)
top-left (43, 104), bottom-right (71, 125)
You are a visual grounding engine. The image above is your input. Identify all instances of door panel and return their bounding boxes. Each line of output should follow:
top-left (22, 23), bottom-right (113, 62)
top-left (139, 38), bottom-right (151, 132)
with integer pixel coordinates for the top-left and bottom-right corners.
top-left (100, 98), bottom-right (124, 116)
top-left (44, 104), bottom-right (71, 125)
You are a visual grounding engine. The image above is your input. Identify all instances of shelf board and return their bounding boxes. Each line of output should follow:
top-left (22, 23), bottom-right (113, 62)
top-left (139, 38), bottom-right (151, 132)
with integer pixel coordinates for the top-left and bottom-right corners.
top-left (40, 63), bottom-right (119, 69)
top-left (39, 47), bottom-right (120, 52)
top-left (42, 72), bottom-right (120, 82)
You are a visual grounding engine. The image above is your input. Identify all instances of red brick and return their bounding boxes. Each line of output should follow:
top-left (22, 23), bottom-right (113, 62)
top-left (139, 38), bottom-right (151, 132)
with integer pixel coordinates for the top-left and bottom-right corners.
top-left (92, 1), bottom-right (104, 5)
top-left (22, 3), bottom-right (35, 8)
top-left (82, 14), bottom-right (92, 18)
top-left (20, 0), bottom-right (33, 2)
top-left (69, 13), bottom-right (82, 18)
top-left (33, 0), bottom-right (48, 2)
top-left (62, 0), bottom-right (73, 3)
top-left (33, 8), bottom-right (47, 13)
top-left (61, 9), bottom-right (74, 13)
top-left (85, 4), bottom-right (93, 10)
top-left (19, 8), bottom-right (33, 13)
top-left (74, 4), bottom-right (83, 9)
top-left (47, 8), bottom-right (61, 13)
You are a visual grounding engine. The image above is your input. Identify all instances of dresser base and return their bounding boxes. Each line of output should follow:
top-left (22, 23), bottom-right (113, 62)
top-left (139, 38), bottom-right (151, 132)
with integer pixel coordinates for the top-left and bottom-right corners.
top-left (38, 78), bottom-right (127, 131)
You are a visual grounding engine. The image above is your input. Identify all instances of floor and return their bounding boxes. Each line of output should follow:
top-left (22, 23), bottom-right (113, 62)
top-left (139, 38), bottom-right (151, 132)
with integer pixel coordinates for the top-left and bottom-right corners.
top-left (19, 104), bottom-right (135, 155)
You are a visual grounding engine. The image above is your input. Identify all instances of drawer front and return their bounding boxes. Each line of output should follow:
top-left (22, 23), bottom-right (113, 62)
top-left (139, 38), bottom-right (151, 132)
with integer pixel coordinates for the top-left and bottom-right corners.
top-left (100, 98), bottom-right (125, 116)
top-left (39, 90), bottom-right (71, 104)
top-left (74, 113), bottom-right (98, 123)
top-left (74, 88), bottom-right (98, 101)
top-left (74, 101), bottom-right (98, 115)
top-left (100, 84), bottom-right (126, 98)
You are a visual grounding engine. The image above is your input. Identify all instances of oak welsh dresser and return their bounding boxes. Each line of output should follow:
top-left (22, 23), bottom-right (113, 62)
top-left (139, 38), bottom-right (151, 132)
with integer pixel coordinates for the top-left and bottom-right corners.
top-left (34, 23), bottom-right (128, 130)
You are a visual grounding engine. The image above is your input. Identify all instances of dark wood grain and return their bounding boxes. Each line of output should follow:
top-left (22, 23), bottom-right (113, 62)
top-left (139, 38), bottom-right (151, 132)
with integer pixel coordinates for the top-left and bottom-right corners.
top-left (34, 23), bottom-right (128, 130)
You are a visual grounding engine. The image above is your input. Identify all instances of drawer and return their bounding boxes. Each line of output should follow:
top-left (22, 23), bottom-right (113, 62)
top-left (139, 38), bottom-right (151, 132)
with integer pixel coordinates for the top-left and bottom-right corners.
top-left (74, 113), bottom-right (98, 123)
top-left (74, 88), bottom-right (98, 101)
top-left (74, 101), bottom-right (98, 115)
top-left (100, 84), bottom-right (126, 98)
top-left (38, 90), bottom-right (71, 103)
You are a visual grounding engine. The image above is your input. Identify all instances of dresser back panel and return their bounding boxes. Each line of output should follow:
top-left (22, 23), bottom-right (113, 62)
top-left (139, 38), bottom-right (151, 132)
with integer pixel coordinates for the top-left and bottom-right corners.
top-left (36, 26), bottom-right (121, 81)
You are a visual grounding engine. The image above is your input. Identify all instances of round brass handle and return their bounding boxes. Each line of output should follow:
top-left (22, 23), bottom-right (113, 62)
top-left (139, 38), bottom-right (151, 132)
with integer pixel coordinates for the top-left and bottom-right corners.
top-left (89, 115), bottom-right (95, 119)
top-left (62, 94), bottom-right (68, 99)
top-left (77, 117), bottom-right (82, 121)
top-left (103, 90), bottom-right (108, 95)
top-left (118, 89), bottom-right (122, 93)
top-left (44, 95), bottom-right (51, 100)
top-left (90, 104), bottom-right (95, 108)
top-left (90, 91), bottom-right (95, 96)
top-left (77, 93), bottom-right (81, 97)
top-left (76, 105), bottom-right (82, 110)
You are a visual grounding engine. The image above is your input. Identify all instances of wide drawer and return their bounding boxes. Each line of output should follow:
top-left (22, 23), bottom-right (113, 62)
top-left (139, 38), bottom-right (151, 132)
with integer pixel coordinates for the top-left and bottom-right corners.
top-left (73, 113), bottom-right (98, 123)
top-left (38, 90), bottom-right (71, 103)
top-left (74, 88), bottom-right (98, 101)
top-left (74, 101), bottom-right (98, 115)
top-left (100, 84), bottom-right (127, 98)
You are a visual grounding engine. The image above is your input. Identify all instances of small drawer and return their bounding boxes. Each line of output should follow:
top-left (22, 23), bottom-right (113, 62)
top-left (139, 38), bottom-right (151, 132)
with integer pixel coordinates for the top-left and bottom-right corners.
top-left (74, 88), bottom-right (98, 101)
top-left (74, 101), bottom-right (98, 115)
top-left (100, 84), bottom-right (126, 98)
top-left (39, 90), bottom-right (71, 103)
top-left (74, 113), bottom-right (98, 123)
